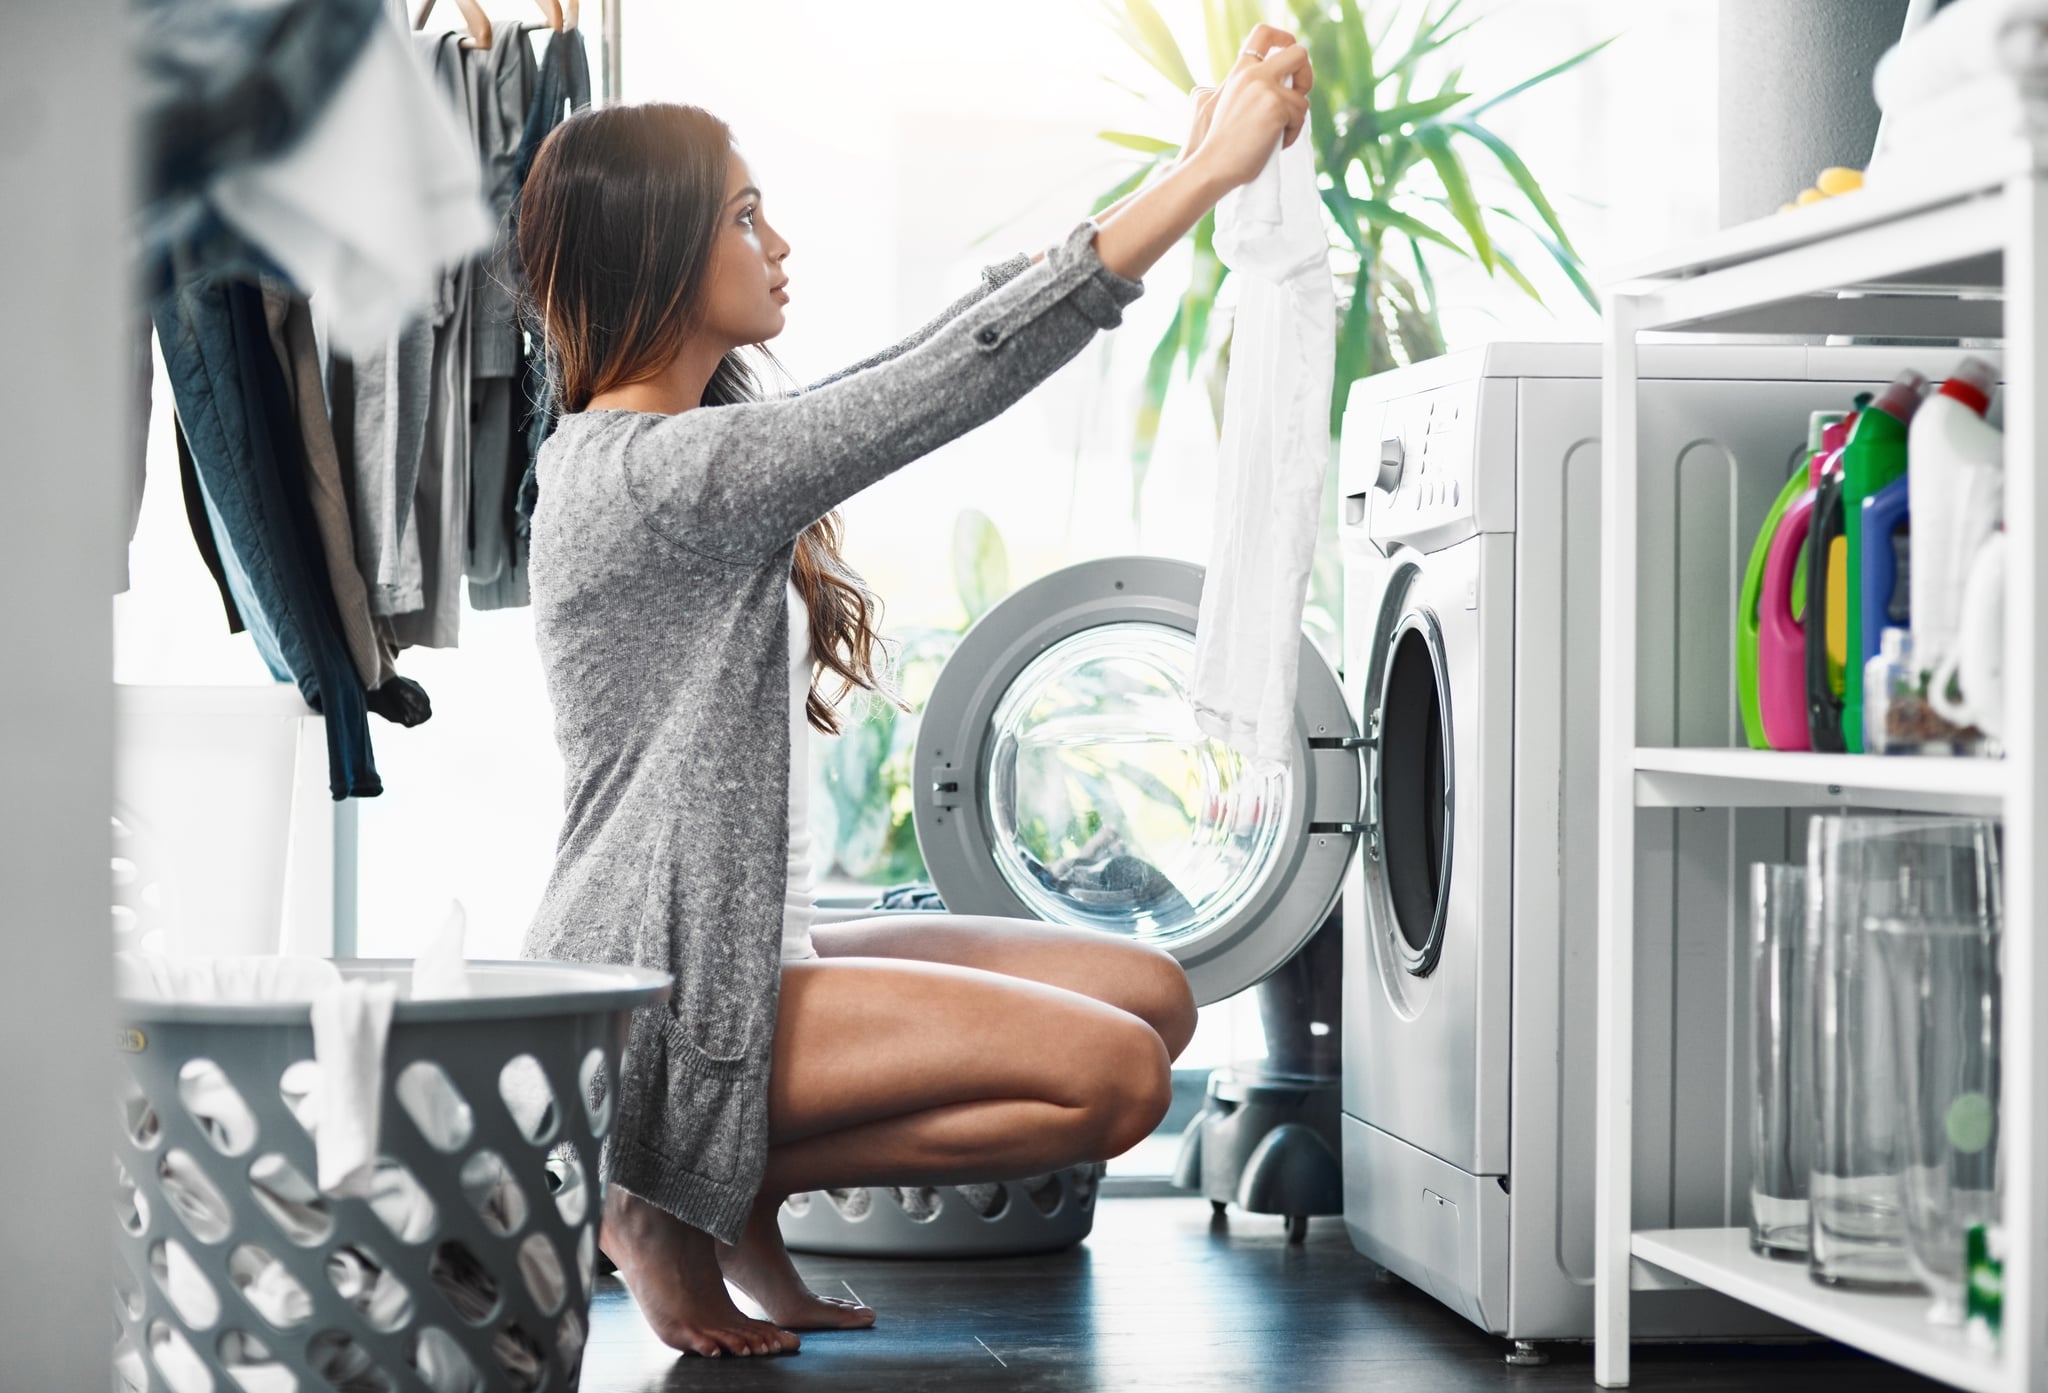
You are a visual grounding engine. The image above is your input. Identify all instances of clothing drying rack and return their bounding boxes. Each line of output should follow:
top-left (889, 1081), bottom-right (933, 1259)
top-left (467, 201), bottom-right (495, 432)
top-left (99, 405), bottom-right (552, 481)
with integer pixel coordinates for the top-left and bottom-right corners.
top-left (326, 0), bottom-right (622, 957)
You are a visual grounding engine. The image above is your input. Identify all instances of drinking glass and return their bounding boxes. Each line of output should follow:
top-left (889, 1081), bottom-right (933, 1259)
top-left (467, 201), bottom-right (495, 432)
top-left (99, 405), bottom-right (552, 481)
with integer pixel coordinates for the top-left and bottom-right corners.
top-left (1808, 815), bottom-right (2000, 1291)
top-left (1750, 862), bottom-right (1815, 1258)
top-left (1874, 907), bottom-right (2002, 1323)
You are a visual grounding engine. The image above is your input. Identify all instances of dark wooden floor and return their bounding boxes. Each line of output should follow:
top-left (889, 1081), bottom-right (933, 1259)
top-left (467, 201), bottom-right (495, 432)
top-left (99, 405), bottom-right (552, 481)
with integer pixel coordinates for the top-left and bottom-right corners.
top-left (579, 1198), bottom-right (1944, 1392)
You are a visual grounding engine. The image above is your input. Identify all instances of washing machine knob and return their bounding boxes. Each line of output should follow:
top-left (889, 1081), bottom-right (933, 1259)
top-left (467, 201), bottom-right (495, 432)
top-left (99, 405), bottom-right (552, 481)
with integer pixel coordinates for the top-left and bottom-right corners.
top-left (1376, 437), bottom-right (1405, 493)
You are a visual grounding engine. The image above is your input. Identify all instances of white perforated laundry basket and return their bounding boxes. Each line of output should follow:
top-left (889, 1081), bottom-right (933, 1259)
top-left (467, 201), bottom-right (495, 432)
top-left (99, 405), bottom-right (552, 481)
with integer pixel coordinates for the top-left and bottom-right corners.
top-left (113, 959), bottom-right (669, 1393)
top-left (778, 1166), bottom-right (1104, 1257)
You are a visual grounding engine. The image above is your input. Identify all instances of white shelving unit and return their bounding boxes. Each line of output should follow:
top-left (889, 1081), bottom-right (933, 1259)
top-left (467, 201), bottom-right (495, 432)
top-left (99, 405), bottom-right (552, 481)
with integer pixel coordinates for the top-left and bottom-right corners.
top-left (1594, 139), bottom-right (2047, 1390)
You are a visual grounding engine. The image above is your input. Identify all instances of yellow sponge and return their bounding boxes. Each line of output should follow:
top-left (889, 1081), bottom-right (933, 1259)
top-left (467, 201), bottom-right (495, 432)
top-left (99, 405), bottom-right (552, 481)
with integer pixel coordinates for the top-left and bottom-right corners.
top-left (1782, 167), bottom-right (1865, 213)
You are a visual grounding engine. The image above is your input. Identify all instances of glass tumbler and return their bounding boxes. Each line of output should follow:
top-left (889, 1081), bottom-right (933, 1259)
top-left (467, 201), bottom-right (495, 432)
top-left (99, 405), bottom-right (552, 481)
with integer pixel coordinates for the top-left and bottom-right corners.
top-left (1750, 862), bottom-right (1815, 1257)
top-left (1874, 907), bottom-right (2002, 1323)
top-left (1808, 815), bottom-right (2000, 1290)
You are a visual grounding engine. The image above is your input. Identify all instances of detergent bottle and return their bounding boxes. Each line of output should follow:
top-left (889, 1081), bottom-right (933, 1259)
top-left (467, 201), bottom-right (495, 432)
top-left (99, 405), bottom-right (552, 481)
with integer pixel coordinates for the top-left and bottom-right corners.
top-left (1743, 412), bottom-right (1839, 749)
top-left (1907, 356), bottom-right (2001, 678)
top-left (1805, 402), bottom-right (1863, 751)
top-left (1840, 369), bottom-right (1927, 752)
top-left (1859, 473), bottom-right (1911, 750)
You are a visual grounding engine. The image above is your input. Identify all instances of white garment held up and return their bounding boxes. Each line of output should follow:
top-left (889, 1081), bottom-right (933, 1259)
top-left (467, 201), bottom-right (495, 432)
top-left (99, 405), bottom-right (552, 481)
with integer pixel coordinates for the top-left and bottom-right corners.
top-left (1192, 52), bottom-right (1337, 773)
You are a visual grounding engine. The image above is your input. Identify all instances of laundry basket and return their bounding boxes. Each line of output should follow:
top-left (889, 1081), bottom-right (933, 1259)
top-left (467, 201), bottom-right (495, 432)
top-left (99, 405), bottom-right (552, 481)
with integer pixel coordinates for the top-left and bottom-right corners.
top-left (113, 959), bottom-right (669, 1393)
top-left (778, 1166), bottom-right (1105, 1258)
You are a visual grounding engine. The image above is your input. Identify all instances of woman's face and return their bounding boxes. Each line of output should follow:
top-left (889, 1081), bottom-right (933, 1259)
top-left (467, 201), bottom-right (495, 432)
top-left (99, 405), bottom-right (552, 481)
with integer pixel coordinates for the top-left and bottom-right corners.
top-left (702, 147), bottom-right (791, 348)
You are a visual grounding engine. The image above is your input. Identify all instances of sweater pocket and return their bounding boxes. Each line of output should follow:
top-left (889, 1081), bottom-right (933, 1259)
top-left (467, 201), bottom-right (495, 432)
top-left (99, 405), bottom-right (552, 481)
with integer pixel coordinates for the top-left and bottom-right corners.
top-left (654, 1012), bottom-right (756, 1185)
top-left (633, 803), bottom-right (772, 1066)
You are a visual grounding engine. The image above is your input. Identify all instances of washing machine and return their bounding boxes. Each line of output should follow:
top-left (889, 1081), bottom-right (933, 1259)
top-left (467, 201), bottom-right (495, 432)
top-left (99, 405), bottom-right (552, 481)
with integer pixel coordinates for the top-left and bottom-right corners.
top-left (1336, 341), bottom-right (1988, 1342)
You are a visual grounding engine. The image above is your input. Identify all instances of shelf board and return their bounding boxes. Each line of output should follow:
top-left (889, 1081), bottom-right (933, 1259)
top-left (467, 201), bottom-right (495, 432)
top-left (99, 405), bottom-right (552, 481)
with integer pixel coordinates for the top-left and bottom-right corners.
top-left (1631, 1229), bottom-right (2005, 1393)
top-left (1633, 747), bottom-right (2007, 815)
top-left (1605, 137), bottom-right (2032, 337)
top-left (1615, 136), bottom-right (2027, 286)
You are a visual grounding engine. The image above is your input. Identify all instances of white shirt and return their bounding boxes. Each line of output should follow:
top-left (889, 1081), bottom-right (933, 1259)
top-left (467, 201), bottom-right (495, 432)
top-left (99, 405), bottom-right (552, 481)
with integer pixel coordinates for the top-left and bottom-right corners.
top-left (783, 580), bottom-right (820, 962)
top-left (1190, 91), bottom-right (1336, 774)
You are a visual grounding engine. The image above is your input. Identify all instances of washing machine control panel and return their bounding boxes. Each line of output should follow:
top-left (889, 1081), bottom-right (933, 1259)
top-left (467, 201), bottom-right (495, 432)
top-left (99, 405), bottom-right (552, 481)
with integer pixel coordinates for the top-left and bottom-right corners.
top-left (1340, 375), bottom-right (1510, 552)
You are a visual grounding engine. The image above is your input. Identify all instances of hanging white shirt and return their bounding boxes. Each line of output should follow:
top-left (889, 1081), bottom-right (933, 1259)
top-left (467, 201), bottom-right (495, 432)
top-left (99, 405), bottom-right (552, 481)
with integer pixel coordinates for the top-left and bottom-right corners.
top-left (1191, 86), bottom-right (1337, 774)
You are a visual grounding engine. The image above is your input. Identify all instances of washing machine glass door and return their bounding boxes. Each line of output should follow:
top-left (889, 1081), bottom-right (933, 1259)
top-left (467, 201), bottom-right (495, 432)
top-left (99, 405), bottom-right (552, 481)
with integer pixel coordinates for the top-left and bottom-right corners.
top-left (1376, 610), bottom-right (1453, 974)
top-left (1355, 552), bottom-right (1460, 989)
top-left (914, 556), bottom-right (1361, 1005)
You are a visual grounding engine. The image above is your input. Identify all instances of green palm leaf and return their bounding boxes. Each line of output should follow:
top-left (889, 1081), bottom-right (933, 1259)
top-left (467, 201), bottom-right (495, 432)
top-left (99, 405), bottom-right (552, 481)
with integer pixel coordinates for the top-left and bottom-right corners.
top-left (1491, 244), bottom-right (1544, 304)
top-left (1375, 91), bottom-right (1472, 130)
top-left (1349, 194), bottom-right (1467, 256)
top-left (1334, 0), bottom-right (1376, 90)
top-left (1100, 0), bottom-right (1198, 93)
top-left (1406, 234), bottom-right (1444, 341)
top-left (1413, 125), bottom-right (1492, 269)
top-left (1204, 0), bottom-right (1238, 83)
top-left (1382, 0), bottom-right (1469, 79)
top-left (1131, 296), bottom-right (1185, 513)
top-left (1467, 36), bottom-right (1616, 117)
top-left (1099, 130), bottom-right (1179, 154)
top-left (1446, 116), bottom-right (1578, 258)
top-left (1486, 203), bottom-right (1599, 310)
top-left (1319, 185), bottom-right (1371, 257)
top-left (1182, 212), bottom-right (1223, 379)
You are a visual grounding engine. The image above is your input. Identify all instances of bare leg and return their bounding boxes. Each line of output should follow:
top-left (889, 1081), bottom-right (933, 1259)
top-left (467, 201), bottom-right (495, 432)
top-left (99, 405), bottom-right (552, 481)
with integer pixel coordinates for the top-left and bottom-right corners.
top-left (714, 953), bottom-right (1173, 1329)
top-left (812, 913), bottom-right (1200, 1060)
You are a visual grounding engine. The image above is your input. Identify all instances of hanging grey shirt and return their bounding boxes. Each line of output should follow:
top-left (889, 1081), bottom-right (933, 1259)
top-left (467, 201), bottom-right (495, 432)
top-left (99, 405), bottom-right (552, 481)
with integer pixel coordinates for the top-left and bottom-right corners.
top-left (520, 217), bottom-right (1145, 1243)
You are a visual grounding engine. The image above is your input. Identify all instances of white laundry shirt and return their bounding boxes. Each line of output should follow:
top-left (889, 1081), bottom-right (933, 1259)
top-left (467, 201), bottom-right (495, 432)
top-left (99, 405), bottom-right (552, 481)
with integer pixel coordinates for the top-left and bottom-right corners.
top-left (783, 580), bottom-right (821, 962)
top-left (1191, 94), bottom-right (1337, 773)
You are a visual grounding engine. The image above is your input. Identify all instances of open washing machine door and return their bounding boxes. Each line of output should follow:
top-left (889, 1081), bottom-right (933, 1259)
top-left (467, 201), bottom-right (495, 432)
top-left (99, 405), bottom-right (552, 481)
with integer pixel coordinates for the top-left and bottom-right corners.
top-left (913, 556), bottom-right (1362, 1005)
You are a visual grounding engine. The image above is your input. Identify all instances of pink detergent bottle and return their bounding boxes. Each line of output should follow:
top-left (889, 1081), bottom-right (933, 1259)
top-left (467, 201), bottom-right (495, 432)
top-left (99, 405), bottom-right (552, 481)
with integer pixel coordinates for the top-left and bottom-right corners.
top-left (1758, 414), bottom-right (1850, 750)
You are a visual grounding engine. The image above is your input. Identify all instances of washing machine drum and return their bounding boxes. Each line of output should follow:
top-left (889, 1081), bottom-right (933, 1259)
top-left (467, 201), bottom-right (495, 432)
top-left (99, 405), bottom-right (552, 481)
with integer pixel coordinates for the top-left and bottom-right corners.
top-left (913, 556), bottom-right (1360, 1005)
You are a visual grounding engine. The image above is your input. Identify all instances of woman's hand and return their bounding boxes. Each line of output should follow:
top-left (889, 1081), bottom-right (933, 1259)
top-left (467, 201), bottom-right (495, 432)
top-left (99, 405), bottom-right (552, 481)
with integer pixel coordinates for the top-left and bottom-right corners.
top-left (1184, 24), bottom-right (1313, 192)
top-left (1083, 25), bottom-right (1314, 283)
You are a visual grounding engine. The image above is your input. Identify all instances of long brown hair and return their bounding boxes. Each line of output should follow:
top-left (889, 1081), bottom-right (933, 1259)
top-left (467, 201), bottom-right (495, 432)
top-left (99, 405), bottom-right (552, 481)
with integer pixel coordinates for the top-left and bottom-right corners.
top-left (517, 102), bottom-right (890, 733)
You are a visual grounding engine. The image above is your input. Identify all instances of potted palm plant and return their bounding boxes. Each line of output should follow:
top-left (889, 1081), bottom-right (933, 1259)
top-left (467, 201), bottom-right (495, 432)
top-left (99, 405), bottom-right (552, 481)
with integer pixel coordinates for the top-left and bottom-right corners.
top-left (1093, 0), bottom-right (1608, 638)
top-left (1100, 0), bottom-right (1606, 445)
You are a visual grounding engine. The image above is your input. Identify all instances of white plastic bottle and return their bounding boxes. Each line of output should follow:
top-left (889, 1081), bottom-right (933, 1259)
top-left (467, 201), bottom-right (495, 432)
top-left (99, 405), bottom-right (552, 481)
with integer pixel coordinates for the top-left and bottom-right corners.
top-left (1908, 356), bottom-right (2001, 675)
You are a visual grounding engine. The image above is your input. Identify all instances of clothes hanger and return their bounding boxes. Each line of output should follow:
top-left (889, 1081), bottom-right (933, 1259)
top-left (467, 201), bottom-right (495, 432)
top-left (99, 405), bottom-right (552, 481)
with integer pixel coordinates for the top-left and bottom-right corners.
top-left (563, 0), bottom-right (579, 31)
top-left (413, 0), bottom-right (493, 48)
top-left (532, 0), bottom-right (564, 30)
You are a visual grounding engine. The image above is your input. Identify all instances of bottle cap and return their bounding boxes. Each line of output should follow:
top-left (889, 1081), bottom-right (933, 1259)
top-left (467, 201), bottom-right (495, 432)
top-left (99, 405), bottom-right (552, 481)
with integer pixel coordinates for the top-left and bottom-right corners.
top-left (1938, 355), bottom-right (1998, 416)
top-left (1807, 410), bottom-right (1846, 452)
top-left (1870, 368), bottom-right (1929, 424)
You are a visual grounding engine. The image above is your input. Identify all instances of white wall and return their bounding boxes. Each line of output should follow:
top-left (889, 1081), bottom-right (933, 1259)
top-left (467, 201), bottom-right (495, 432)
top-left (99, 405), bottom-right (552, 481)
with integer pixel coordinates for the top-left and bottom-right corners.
top-left (0, 2), bottom-right (123, 1383)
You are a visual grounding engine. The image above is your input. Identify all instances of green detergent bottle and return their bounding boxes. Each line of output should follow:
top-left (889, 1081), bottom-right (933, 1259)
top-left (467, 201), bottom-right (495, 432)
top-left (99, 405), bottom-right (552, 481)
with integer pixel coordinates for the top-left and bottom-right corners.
top-left (1841, 370), bottom-right (1926, 752)
top-left (1738, 411), bottom-right (1838, 749)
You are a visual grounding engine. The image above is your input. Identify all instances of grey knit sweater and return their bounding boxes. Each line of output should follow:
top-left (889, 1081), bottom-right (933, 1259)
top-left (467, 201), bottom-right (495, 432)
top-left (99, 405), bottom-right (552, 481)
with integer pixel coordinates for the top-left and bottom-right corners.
top-left (521, 217), bottom-right (1146, 1243)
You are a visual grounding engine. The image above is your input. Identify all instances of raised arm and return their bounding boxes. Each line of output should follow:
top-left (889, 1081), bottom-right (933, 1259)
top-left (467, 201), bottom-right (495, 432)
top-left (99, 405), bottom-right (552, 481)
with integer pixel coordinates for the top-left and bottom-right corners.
top-left (620, 32), bottom-right (1310, 564)
top-left (622, 216), bottom-right (1156, 562)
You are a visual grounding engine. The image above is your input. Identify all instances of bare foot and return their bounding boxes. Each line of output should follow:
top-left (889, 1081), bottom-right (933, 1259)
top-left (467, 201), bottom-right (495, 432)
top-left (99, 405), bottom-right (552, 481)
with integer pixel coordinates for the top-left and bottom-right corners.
top-left (599, 1187), bottom-right (801, 1357)
top-left (717, 1192), bottom-right (877, 1330)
